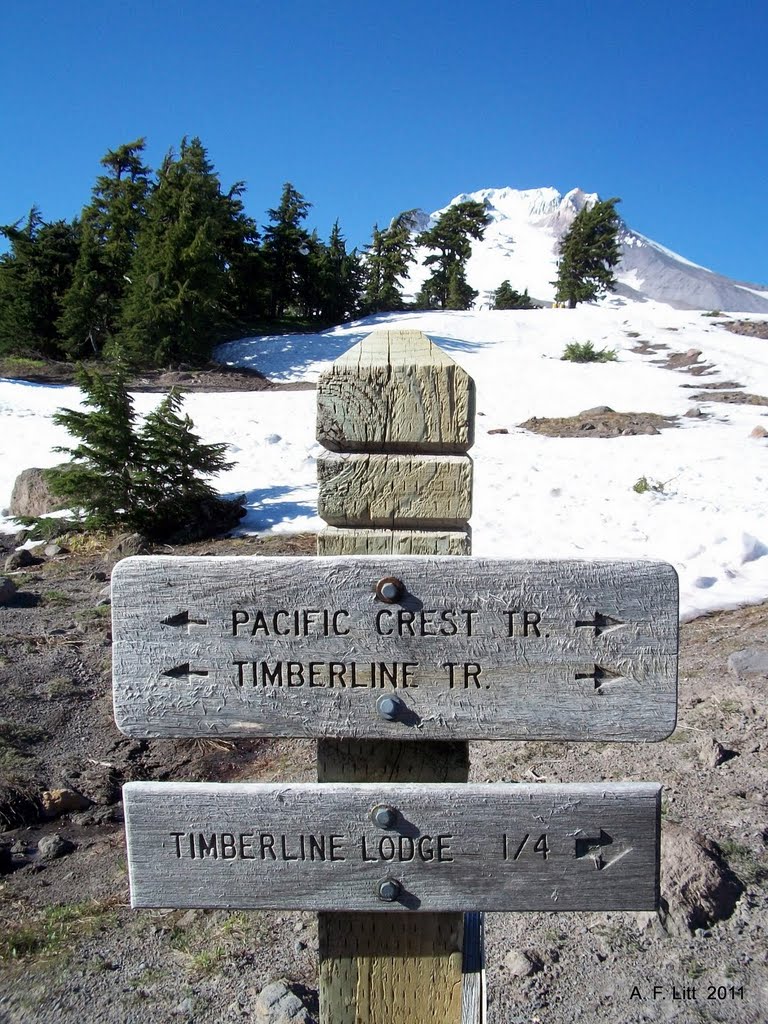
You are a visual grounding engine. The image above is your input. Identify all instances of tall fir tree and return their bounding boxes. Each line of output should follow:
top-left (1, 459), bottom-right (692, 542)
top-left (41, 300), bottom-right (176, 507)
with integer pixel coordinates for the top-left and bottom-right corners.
top-left (117, 137), bottom-right (258, 366)
top-left (416, 200), bottom-right (490, 310)
top-left (317, 220), bottom-right (363, 324)
top-left (262, 183), bottom-right (311, 320)
top-left (363, 210), bottom-right (418, 313)
top-left (0, 208), bottom-right (80, 358)
top-left (58, 139), bottom-right (152, 358)
top-left (553, 197), bottom-right (622, 307)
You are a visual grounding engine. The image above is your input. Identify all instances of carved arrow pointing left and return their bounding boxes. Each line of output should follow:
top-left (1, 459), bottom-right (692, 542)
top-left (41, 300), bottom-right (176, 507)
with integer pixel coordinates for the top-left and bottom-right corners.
top-left (162, 663), bottom-right (210, 681)
top-left (161, 611), bottom-right (208, 631)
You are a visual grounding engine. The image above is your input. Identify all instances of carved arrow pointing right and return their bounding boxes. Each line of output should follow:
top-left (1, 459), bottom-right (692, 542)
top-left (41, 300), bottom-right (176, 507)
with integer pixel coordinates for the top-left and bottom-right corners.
top-left (575, 664), bottom-right (625, 693)
top-left (574, 612), bottom-right (625, 636)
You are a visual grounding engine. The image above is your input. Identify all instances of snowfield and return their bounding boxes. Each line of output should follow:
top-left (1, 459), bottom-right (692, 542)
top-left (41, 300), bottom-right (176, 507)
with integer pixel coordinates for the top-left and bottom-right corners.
top-left (2, 300), bottom-right (767, 623)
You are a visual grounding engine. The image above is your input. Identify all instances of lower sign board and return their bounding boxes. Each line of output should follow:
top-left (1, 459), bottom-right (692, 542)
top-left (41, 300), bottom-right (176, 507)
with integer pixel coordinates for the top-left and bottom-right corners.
top-left (112, 555), bottom-right (678, 741)
top-left (123, 781), bottom-right (661, 912)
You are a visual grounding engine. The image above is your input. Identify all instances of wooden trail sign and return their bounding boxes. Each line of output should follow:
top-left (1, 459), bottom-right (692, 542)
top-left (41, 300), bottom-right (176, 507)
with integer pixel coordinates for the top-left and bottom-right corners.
top-left (123, 781), bottom-right (661, 912)
top-left (112, 554), bottom-right (678, 742)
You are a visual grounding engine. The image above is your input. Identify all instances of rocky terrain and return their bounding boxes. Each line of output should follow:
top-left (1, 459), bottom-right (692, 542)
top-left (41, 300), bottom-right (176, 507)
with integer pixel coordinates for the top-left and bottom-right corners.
top-left (0, 530), bottom-right (766, 1024)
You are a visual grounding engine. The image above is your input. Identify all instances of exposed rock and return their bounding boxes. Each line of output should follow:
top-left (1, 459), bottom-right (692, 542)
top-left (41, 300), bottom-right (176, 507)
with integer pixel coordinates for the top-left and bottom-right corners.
top-left (749, 425), bottom-right (768, 439)
top-left (44, 543), bottom-right (67, 557)
top-left (0, 576), bottom-right (17, 606)
top-left (727, 647), bottom-right (768, 680)
top-left (37, 834), bottom-right (76, 862)
top-left (504, 949), bottom-right (542, 977)
top-left (520, 410), bottom-right (677, 439)
top-left (41, 788), bottom-right (93, 818)
top-left (106, 533), bottom-right (152, 564)
top-left (703, 740), bottom-right (739, 767)
top-left (8, 467), bottom-right (69, 518)
top-left (580, 405), bottom-right (614, 415)
top-left (684, 407), bottom-right (705, 418)
top-left (660, 822), bottom-right (744, 935)
top-left (254, 979), bottom-right (314, 1023)
top-left (487, 428), bottom-right (509, 435)
top-left (5, 549), bottom-right (37, 571)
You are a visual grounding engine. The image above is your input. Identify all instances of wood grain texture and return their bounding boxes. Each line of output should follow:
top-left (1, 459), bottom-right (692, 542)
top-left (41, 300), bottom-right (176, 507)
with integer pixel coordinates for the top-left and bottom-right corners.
top-left (318, 914), bottom-right (464, 1024)
top-left (317, 452), bottom-right (472, 528)
top-left (122, 781), bottom-right (662, 912)
top-left (316, 331), bottom-right (475, 454)
top-left (317, 527), bottom-right (471, 555)
top-left (111, 555), bottom-right (679, 741)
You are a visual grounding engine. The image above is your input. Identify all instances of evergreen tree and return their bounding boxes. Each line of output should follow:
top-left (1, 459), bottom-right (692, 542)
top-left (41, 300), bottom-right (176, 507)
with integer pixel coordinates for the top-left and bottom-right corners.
top-left (491, 281), bottom-right (535, 309)
top-left (416, 200), bottom-right (490, 310)
top-left (58, 139), bottom-right (152, 358)
top-left (117, 137), bottom-right (258, 366)
top-left (0, 209), bottom-right (80, 358)
top-left (47, 367), bottom-right (240, 540)
top-left (132, 389), bottom-right (235, 538)
top-left (317, 221), bottom-right (363, 324)
top-left (363, 210), bottom-right (418, 313)
top-left (262, 183), bottom-right (311, 320)
top-left (553, 197), bottom-right (622, 307)
top-left (47, 365), bottom-right (141, 527)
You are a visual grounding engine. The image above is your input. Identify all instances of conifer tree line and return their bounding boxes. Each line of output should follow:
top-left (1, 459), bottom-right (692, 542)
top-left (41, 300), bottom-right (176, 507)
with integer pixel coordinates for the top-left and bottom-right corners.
top-left (0, 136), bottom-right (622, 366)
top-left (0, 138), bottom-right (500, 368)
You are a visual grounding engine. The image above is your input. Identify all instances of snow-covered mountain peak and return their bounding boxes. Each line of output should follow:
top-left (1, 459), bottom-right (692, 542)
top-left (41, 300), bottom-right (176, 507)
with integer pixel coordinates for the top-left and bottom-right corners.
top-left (401, 185), bottom-right (768, 313)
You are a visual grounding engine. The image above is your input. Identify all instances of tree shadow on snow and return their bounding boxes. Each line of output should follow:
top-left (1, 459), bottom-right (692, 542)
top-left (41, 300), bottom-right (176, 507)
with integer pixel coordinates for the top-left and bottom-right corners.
top-left (234, 485), bottom-right (317, 531)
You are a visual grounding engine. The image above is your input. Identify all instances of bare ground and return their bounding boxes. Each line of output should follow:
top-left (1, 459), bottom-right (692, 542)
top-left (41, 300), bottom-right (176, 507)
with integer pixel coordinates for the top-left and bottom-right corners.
top-left (0, 534), bottom-right (766, 1023)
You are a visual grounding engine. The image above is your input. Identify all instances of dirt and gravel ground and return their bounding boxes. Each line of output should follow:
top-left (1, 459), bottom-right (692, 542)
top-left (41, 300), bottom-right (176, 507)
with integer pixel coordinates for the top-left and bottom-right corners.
top-left (0, 531), bottom-right (766, 1024)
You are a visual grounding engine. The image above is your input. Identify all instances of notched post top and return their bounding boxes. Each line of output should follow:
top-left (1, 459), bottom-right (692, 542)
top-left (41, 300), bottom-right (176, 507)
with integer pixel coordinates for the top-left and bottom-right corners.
top-left (316, 330), bottom-right (475, 454)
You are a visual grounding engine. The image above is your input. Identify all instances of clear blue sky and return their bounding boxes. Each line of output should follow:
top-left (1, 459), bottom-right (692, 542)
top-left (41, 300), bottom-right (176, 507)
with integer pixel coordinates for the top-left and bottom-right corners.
top-left (2, 0), bottom-right (766, 284)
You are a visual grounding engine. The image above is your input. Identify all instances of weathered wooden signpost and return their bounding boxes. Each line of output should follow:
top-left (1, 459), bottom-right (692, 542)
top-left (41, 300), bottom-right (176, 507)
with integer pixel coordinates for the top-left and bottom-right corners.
top-left (112, 330), bottom-right (678, 1024)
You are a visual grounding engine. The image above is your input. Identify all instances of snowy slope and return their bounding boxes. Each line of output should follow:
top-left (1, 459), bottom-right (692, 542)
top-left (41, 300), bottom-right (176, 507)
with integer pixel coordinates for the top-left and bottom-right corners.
top-left (4, 303), bottom-right (768, 623)
top-left (403, 187), bottom-right (768, 314)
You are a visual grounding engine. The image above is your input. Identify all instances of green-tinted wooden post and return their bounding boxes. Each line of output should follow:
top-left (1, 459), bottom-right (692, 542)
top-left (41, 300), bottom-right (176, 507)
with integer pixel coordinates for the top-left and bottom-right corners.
top-left (316, 329), bottom-right (483, 1023)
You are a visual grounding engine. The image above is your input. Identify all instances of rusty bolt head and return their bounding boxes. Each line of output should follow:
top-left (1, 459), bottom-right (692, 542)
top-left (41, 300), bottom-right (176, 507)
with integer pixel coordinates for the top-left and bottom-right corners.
top-left (375, 576), bottom-right (404, 603)
top-left (371, 804), bottom-right (398, 829)
top-left (376, 878), bottom-right (401, 902)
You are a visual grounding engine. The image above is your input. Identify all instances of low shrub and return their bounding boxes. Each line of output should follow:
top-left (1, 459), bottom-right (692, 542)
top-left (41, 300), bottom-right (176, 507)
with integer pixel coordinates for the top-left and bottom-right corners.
top-left (562, 341), bottom-right (617, 363)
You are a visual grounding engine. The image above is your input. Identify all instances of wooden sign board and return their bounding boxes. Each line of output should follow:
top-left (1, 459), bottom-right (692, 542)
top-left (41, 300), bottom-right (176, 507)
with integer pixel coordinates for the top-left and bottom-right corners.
top-left (123, 781), bottom-right (661, 912)
top-left (112, 555), bottom-right (678, 742)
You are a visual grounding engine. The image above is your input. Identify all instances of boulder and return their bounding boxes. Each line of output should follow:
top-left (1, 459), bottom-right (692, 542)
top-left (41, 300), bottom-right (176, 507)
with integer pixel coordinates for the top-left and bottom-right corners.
top-left (727, 647), bottom-right (768, 680)
top-left (0, 577), bottom-right (17, 606)
top-left (106, 533), bottom-right (151, 564)
top-left (4, 549), bottom-right (36, 571)
top-left (254, 980), bottom-right (314, 1023)
top-left (504, 949), bottom-right (542, 977)
top-left (8, 467), bottom-right (69, 518)
top-left (749, 425), bottom-right (768, 439)
top-left (37, 834), bottom-right (76, 862)
top-left (41, 788), bottom-right (93, 818)
top-left (660, 822), bottom-right (744, 934)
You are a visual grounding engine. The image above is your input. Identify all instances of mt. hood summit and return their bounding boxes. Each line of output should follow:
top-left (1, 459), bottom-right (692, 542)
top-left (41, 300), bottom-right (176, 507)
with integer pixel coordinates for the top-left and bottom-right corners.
top-left (404, 187), bottom-right (768, 313)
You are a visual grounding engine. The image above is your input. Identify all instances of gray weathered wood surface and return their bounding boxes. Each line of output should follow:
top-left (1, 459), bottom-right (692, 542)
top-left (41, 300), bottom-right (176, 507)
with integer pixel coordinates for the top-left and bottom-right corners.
top-left (316, 330), bottom-right (475, 453)
top-left (124, 781), bottom-right (661, 912)
top-left (317, 452), bottom-right (472, 528)
top-left (317, 527), bottom-right (471, 555)
top-left (112, 555), bottom-right (678, 741)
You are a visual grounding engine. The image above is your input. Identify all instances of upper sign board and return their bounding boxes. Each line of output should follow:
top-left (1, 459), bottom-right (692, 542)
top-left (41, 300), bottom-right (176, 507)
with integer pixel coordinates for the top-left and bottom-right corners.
top-left (112, 555), bottom-right (678, 741)
top-left (124, 780), bottom-right (661, 912)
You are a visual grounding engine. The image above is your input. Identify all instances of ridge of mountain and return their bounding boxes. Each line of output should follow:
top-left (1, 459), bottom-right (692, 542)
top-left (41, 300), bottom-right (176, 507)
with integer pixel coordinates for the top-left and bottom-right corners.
top-left (401, 186), bottom-right (768, 313)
